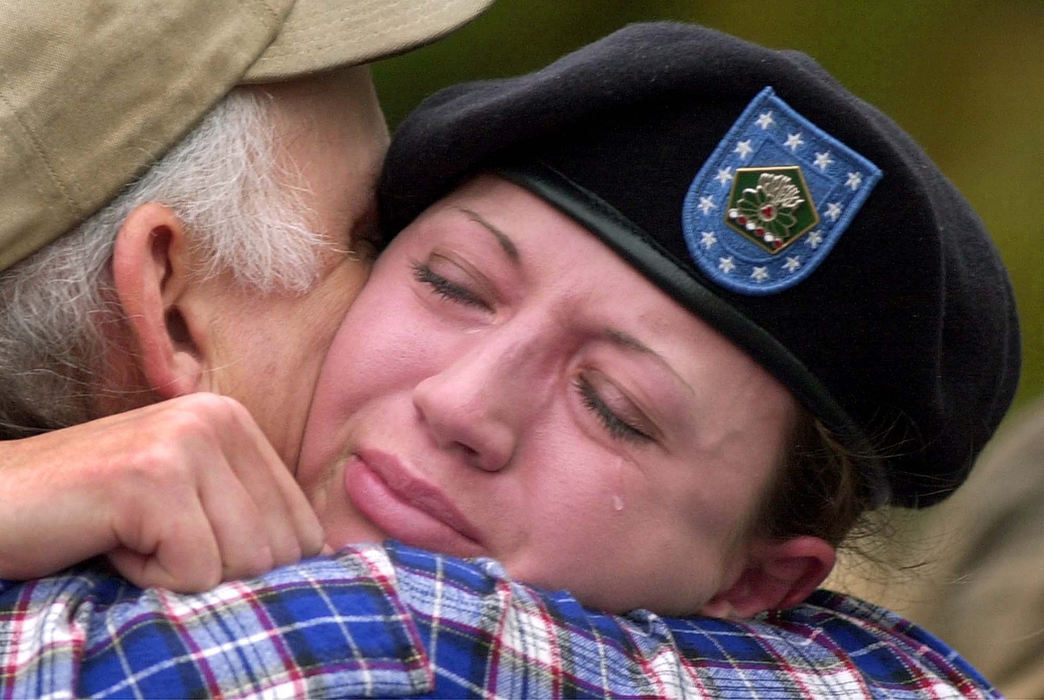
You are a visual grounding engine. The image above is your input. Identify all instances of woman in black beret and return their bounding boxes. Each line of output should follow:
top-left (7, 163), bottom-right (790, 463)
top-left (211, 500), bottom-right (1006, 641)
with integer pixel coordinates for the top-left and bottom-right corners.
top-left (294, 20), bottom-right (1021, 617)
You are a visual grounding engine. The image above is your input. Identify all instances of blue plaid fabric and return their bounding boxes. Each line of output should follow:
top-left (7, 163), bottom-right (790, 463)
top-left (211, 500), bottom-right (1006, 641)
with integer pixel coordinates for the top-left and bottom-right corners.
top-left (1, 542), bottom-right (997, 698)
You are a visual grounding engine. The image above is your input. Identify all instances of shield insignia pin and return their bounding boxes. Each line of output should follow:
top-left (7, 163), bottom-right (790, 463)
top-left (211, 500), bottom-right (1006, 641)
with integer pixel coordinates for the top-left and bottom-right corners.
top-left (682, 87), bottom-right (881, 295)
top-left (725, 166), bottom-right (819, 253)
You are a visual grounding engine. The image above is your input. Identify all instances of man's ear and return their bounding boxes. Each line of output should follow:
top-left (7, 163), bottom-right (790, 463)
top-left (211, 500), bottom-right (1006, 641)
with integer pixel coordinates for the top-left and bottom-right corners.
top-left (699, 536), bottom-right (836, 619)
top-left (111, 202), bottom-right (207, 398)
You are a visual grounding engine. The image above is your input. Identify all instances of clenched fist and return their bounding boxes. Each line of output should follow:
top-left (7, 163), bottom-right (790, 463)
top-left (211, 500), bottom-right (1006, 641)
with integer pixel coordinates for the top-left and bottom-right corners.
top-left (0, 394), bottom-right (323, 591)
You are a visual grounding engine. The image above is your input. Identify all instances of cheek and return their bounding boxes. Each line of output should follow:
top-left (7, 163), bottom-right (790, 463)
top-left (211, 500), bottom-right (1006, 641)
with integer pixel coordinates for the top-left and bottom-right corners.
top-left (322, 290), bottom-right (433, 394)
top-left (509, 455), bottom-right (725, 612)
top-left (540, 445), bottom-right (762, 610)
top-left (507, 434), bottom-right (651, 566)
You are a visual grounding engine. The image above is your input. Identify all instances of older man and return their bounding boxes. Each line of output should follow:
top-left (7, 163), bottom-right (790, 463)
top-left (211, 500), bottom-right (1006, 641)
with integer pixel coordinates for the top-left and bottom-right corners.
top-left (0, 0), bottom-right (488, 587)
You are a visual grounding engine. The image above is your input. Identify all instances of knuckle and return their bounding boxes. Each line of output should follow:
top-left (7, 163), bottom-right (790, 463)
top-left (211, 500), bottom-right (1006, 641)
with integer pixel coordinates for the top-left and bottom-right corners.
top-left (234, 545), bottom-right (275, 580)
top-left (159, 405), bottom-right (212, 440)
top-left (173, 393), bottom-right (243, 423)
top-left (201, 392), bottom-right (244, 416)
top-left (128, 440), bottom-right (190, 479)
top-left (154, 399), bottom-right (246, 450)
top-left (109, 441), bottom-right (201, 500)
top-left (192, 393), bottom-right (254, 432)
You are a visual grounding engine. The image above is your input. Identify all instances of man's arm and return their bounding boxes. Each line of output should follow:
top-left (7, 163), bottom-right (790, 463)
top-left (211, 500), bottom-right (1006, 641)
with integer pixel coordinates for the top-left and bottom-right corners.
top-left (0, 394), bottom-right (323, 590)
top-left (1, 542), bottom-right (999, 699)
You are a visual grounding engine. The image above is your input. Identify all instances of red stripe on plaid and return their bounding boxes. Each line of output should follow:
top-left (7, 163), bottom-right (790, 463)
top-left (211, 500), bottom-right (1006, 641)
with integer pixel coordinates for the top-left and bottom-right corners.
top-left (220, 579), bottom-right (308, 695)
top-left (0, 581), bottom-right (36, 700)
top-left (155, 588), bottom-right (224, 697)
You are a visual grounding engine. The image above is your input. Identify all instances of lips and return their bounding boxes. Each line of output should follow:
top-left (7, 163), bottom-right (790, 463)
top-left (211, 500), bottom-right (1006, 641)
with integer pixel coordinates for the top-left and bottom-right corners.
top-left (343, 448), bottom-right (485, 557)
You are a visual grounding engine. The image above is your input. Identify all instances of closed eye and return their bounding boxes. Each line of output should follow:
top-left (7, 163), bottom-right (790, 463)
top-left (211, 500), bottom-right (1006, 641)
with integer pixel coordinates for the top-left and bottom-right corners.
top-left (574, 376), bottom-right (654, 444)
top-left (412, 261), bottom-right (491, 311)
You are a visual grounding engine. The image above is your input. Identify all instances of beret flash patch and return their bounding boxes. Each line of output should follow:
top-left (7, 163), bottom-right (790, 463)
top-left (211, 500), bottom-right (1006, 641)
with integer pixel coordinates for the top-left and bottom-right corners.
top-left (682, 87), bottom-right (881, 295)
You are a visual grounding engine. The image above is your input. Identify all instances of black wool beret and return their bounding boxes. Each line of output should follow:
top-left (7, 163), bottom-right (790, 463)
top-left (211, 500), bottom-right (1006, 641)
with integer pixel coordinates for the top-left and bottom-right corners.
top-left (379, 21), bottom-right (1021, 508)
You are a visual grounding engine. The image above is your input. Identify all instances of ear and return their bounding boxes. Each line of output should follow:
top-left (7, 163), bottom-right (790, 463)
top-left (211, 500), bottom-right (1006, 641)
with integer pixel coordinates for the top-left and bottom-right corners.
top-left (699, 536), bottom-right (836, 619)
top-left (111, 202), bottom-right (207, 398)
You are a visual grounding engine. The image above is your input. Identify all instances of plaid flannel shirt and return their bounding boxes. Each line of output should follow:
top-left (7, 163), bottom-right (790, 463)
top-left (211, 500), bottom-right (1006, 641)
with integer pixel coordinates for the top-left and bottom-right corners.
top-left (1, 542), bottom-right (997, 699)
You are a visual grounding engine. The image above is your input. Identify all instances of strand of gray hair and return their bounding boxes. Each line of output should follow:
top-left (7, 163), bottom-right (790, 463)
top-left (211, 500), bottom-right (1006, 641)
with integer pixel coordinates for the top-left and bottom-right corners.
top-left (0, 87), bottom-right (328, 438)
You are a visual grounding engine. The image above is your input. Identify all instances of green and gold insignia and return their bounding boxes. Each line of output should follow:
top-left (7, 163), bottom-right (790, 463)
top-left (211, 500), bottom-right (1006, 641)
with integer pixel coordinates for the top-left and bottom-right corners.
top-left (725, 166), bottom-right (818, 253)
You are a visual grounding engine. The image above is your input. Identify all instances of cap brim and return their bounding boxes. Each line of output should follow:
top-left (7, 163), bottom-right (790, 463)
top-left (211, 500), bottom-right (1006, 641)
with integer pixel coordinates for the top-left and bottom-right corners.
top-left (243, 0), bottom-right (494, 83)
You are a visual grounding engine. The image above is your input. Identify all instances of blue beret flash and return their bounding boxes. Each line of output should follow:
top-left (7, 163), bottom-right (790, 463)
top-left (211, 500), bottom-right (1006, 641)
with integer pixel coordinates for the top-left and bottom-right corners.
top-left (683, 87), bottom-right (881, 295)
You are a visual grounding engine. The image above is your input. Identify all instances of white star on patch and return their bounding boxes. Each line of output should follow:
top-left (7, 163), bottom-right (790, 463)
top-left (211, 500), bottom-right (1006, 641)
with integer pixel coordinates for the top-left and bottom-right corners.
top-left (825, 202), bottom-right (843, 222)
top-left (698, 196), bottom-right (717, 215)
top-left (718, 256), bottom-right (736, 273)
top-left (783, 256), bottom-right (801, 273)
top-left (845, 172), bottom-right (863, 190)
top-left (805, 230), bottom-right (824, 249)
top-left (751, 266), bottom-right (769, 282)
top-left (734, 140), bottom-right (753, 159)
top-left (755, 111), bottom-right (775, 130)
top-left (813, 151), bottom-right (834, 171)
top-left (784, 132), bottom-right (804, 151)
top-left (700, 231), bottom-right (717, 249)
top-left (715, 167), bottom-right (733, 185)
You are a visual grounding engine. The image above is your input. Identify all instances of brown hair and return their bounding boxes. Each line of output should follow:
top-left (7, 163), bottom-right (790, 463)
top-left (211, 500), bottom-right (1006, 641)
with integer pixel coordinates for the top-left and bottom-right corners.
top-left (757, 410), bottom-right (881, 548)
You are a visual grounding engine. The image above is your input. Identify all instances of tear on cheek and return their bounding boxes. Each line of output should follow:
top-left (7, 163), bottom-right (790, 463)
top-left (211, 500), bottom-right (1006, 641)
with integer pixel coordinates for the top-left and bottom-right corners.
top-left (610, 456), bottom-right (626, 513)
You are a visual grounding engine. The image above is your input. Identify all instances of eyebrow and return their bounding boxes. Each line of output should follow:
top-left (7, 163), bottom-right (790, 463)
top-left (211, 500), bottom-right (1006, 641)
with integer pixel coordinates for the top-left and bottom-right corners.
top-left (457, 207), bottom-right (520, 264)
top-left (605, 328), bottom-right (697, 399)
top-left (606, 328), bottom-right (655, 354)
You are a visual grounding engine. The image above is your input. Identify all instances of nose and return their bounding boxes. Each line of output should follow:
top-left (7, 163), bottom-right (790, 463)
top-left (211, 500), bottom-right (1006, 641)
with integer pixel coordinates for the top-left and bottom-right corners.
top-left (412, 329), bottom-right (550, 472)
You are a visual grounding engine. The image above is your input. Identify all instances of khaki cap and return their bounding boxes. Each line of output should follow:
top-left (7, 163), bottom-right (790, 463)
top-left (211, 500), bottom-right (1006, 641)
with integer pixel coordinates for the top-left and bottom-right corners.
top-left (0, 0), bottom-right (493, 272)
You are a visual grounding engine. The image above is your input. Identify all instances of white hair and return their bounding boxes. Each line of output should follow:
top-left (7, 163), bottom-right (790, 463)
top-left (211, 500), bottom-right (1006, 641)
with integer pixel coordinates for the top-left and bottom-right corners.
top-left (0, 87), bottom-right (331, 437)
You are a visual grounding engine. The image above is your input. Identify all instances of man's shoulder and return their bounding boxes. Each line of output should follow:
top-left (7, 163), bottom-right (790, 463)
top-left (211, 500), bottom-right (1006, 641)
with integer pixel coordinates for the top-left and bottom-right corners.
top-left (1, 547), bottom-right (999, 699)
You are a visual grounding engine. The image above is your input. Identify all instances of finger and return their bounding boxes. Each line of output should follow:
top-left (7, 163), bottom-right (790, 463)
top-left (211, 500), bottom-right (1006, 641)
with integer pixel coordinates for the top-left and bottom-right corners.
top-left (107, 497), bottom-right (223, 592)
top-left (217, 400), bottom-right (323, 565)
top-left (160, 395), bottom-right (291, 577)
top-left (108, 411), bottom-right (273, 588)
top-left (186, 444), bottom-right (281, 581)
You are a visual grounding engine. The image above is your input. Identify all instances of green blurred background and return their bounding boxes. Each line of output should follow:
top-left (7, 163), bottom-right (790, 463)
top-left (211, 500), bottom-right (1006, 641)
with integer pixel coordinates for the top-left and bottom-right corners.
top-left (374, 0), bottom-right (1043, 410)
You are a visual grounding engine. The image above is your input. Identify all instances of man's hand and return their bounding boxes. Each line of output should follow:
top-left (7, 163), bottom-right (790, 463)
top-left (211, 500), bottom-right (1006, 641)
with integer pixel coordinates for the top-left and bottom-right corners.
top-left (0, 394), bottom-right (324, 591)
